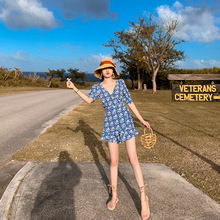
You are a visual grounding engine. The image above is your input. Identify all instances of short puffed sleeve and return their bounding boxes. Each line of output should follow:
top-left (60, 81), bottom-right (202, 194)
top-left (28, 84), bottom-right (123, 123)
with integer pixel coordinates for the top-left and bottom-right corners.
top-left (88, 84), bottom-right (100, 103)
top-left (121, 79), bottom-right (133, 105)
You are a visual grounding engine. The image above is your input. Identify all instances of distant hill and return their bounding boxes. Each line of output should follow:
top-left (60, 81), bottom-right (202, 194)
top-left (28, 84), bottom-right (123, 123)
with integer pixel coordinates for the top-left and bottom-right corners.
top-left (23, 72), bottom-right (100, 82)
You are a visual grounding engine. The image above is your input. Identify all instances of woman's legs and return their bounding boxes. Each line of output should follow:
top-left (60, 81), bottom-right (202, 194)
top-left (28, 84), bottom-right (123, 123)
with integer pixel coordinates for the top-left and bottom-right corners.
top-left (125, 136), bottom-right (144, 187)
top-left (125, 136), bottom-right (150, 219)
top-left (107, 141), bottom-right (119, 209)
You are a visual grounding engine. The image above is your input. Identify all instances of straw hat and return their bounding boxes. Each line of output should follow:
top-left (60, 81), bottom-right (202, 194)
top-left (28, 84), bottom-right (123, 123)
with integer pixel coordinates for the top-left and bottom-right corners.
top-left (94, 58), bottom-right (119, 79)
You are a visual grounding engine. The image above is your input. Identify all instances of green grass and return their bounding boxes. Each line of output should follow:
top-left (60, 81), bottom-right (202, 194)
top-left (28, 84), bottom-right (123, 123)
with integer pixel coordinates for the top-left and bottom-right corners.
top-left (12, 89), bottom-right (220, 204)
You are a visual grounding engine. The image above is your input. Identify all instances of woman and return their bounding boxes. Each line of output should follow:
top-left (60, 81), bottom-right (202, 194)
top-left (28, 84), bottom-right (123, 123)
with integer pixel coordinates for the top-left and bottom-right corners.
top-left (66, 58), bottom-right (150, 220)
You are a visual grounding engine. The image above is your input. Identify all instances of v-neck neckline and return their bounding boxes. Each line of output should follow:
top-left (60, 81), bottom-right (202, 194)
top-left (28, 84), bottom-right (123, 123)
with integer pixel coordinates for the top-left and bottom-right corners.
top-left (100, 80), bottom-right (117, 95)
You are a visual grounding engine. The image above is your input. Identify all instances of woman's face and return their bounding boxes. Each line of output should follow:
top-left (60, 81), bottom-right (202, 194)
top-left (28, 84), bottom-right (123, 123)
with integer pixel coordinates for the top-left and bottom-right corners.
top-left (101, 67), bottom-right (114, 78)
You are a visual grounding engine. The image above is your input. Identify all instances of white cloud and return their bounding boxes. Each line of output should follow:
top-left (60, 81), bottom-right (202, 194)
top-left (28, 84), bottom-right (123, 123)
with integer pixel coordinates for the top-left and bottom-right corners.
top-left (90, 53), bottom-right (113, 62)
top-left (0, 50), bottom-right (30, 63)
top-left (173, 1), bottom-right (183, 9)
top-left (0, 0), bottom-right (56, 29)
top-left (88, 54), bottom-right (121, 70)
top-left (156, 1), bottom-right (220, 43)
top-left (176, 59), bottom-right (220, 69)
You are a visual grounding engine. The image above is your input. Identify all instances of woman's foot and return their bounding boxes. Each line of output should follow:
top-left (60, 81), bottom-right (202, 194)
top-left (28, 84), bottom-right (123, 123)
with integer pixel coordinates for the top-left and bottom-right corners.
top-left (140, 184), bottom-right (150, 220)
top-left (107, 184), bottom-right (119, 211)
top-left (141, 194), bottom-right (150, 219)
top-left (107, 196), bottom-right (119, 210)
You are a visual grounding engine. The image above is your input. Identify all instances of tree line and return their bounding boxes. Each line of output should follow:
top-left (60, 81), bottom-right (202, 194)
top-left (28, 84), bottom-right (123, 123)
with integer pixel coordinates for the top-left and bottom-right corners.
top-left (46, 68), bottom-right (86, 87)
top-left (0, 67), bottom-right (86, 88)
top-left (1, 65), bottom-right (219, 89)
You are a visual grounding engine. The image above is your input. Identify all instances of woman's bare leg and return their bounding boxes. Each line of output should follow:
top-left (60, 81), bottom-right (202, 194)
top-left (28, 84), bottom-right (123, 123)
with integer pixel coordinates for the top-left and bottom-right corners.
top-left (125, 137), bottom-right (144, 186)
top-left (125, 137), bottom-right (150, 219)
top-left (107, 141), bottom-right (119, 209)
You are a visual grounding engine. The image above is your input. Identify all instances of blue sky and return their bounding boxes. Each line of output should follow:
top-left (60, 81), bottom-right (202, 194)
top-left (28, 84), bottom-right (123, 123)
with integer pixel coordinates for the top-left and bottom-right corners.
top-left (0, 0), bottom-right (220, 73)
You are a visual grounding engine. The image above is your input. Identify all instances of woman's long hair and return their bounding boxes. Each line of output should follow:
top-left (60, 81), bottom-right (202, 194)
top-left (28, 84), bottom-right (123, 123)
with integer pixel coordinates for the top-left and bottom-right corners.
top-left (100, 73), bottom-right (104, 82)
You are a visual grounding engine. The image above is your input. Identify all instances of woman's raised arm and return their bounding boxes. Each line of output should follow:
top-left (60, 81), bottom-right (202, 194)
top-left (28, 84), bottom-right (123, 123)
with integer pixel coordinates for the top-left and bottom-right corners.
top-left (66, 78), bottom-right (93, 104)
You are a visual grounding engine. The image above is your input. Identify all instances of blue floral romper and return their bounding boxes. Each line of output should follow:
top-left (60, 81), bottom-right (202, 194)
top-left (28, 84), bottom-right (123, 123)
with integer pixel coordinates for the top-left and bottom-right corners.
top-left (88, 79), bottom-right (138, 144)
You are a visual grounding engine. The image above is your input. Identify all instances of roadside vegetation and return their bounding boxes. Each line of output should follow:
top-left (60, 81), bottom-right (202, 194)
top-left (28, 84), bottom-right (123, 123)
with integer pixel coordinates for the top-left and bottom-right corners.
top-left (0, 66), bottom-right (93, 95)
top-left (0, 66), bottom-right (219, 91)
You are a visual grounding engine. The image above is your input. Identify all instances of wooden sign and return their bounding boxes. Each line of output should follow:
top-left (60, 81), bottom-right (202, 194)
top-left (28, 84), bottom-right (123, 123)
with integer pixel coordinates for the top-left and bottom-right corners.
top-left (172, 84), bottom-right (220, 101)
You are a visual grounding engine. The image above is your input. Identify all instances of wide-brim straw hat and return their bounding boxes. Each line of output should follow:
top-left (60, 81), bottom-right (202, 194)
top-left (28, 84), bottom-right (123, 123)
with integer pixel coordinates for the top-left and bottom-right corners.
top-left (94, 58), bottom-right (119, 79)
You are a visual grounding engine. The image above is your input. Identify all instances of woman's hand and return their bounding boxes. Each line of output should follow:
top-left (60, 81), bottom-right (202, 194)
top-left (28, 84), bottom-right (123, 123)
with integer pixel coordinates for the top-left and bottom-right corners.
top-left (66, 78), bottom-right (75, 89)
top-left (141, 120), bottom-right (151, 130)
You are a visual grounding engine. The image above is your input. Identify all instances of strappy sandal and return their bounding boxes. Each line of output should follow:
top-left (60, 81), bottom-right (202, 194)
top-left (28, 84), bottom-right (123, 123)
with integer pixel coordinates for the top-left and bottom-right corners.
top-left (107, 184), bottom-right (119, 211)
top-left (140, 183), bottom-right (150, 220)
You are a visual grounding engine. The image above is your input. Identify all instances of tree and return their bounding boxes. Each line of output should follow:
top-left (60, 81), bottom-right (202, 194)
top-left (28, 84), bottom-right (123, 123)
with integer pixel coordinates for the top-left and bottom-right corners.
top-left (105, 14), bottom-right (186, 93)
top-left (67, 68), bottom-right (85, 83)
top-left (0, 66), bottom-right (11, 80)
top-left (46, 68), bottom-right (66, 87)
top-left (14, 67), bottom-right (23, 79)
top-left (0, 66), bottom-right (24, 81)
top-left (46, 69), bottom-right (57, 87)
top-left (130, 15), bottom-right (186, 93)
top-left (104, 30), bottom-right (146, 90)
top-left (120, 61), bottom-right (138, 89)
top-left (56, 69), bottom-right (66, 82)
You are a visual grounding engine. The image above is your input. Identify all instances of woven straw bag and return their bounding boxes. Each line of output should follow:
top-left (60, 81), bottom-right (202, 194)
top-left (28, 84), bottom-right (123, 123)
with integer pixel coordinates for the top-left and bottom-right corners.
top-left (141, 128), bottom-right (156, 149)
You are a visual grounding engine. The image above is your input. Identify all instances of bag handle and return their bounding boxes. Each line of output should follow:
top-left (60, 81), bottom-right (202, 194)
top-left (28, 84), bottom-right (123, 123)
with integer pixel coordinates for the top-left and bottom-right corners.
top-left (144, 128), bottom-right (153, 135)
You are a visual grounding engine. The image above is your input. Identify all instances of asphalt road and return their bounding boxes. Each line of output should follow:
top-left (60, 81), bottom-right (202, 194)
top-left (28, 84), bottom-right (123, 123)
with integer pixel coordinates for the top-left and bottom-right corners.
top-left (0, 89), bottom-right (90, 166)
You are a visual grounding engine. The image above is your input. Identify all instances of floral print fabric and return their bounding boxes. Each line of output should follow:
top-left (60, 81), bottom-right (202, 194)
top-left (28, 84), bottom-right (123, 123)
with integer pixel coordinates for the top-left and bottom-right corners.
top-left (88, 79), bottom-right (138, 144)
